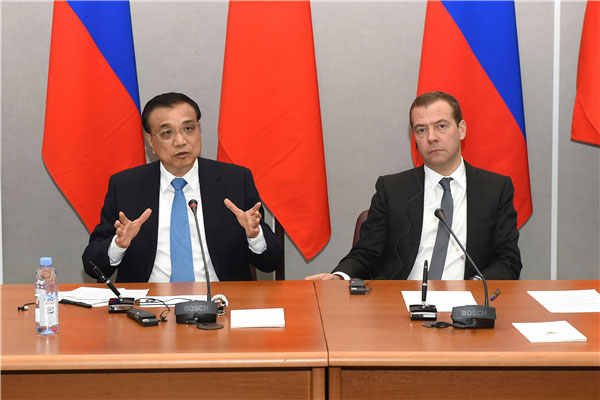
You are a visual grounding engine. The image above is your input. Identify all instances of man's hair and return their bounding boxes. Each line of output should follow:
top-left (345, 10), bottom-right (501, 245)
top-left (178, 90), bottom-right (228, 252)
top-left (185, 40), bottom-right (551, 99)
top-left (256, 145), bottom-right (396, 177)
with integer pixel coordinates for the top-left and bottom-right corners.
top-left (409, 91), bottom-right (462, 128)
top-left (141, 92), bottom-right (202, 133)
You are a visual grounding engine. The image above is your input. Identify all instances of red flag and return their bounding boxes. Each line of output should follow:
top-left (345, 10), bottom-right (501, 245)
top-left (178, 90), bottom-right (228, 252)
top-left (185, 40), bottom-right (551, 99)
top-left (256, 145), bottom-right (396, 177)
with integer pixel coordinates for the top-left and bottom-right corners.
top-left (415, 1), bottom-right (532, 228)
top-left (571, 1), bottom-right (600, 146)
top-left (42, 1), bottom-right (146, 232)
top-left (218, 1), bottom-right (330, 259)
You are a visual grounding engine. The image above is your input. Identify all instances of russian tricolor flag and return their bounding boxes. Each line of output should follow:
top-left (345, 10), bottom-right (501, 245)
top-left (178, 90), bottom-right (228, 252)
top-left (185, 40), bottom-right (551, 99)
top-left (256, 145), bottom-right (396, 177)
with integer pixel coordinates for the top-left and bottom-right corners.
top-left (42, 1), bottom-right (145, 232)
top-left (415, 1), bottom-right (532, 228)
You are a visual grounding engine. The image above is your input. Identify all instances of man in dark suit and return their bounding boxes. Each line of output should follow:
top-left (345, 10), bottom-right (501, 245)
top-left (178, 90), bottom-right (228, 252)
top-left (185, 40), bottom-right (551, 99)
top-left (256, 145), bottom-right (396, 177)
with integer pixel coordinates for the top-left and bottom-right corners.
top-left (83, 93), bottom-right (281, 282)
top-left (307, 91), bottom-right (522, 281)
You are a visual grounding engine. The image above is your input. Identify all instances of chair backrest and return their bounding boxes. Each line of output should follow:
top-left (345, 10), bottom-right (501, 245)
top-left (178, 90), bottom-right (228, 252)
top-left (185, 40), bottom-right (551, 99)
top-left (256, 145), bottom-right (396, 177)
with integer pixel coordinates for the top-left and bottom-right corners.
top-left (248, 265), bottom-right (258, 281)
top-left (352, 210), bottom-right (369, 247)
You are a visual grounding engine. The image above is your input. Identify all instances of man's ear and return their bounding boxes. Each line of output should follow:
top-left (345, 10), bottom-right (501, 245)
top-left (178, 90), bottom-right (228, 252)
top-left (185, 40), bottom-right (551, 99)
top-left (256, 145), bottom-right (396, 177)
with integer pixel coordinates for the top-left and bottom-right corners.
top-left (145, 132), bottom-right (154, 153)
top-left (458, 120), bottom-right (467, 140)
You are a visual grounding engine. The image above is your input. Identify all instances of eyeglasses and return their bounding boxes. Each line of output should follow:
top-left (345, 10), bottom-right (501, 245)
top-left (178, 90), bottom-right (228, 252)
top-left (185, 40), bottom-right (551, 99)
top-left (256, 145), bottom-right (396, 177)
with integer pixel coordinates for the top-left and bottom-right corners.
top-left (150, 122), bottom-right (200, 141)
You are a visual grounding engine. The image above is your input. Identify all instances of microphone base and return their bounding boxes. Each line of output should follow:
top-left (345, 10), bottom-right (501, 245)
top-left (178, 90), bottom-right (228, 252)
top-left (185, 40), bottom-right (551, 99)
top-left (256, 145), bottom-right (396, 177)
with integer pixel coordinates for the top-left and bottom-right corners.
top-left (175, 300), bottom-right (218, 324)
top-left (108, 297), bottom-right (135, 313)
top-left (451, 305), bottom-right (496, 329)
top-left (409, 304), bottom-right (438, 320)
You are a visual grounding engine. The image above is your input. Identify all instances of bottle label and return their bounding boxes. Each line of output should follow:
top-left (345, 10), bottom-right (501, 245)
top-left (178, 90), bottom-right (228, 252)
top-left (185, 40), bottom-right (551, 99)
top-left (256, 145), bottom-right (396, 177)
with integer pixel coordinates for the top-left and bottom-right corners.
top-left (39, 292), bottom-right (58, 326)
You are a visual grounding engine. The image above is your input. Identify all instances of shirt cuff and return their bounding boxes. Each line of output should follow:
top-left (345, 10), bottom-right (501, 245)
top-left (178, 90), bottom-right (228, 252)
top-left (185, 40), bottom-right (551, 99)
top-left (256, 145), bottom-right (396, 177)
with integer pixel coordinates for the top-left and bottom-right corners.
top-left (108, 235), bottom-right (127, 266)
top-left (247, 225), bottom-right (267, 254)
top-left (333, 271), bottom-right (351, 280)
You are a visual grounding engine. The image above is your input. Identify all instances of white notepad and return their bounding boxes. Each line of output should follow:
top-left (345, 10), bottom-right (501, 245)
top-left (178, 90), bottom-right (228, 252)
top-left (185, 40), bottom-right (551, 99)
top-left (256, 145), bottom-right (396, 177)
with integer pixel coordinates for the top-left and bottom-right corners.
top-left (512, 321), bottom-right (587, 343)
top-left (230, 308), bottom-right (285, 328)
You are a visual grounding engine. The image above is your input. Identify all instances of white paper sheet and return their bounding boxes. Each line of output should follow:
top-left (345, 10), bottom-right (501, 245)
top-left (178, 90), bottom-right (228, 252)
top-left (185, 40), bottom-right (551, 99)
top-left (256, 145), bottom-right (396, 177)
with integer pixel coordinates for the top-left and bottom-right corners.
top-left (137, 295), bottom-right (208, 307)
top-left (401, 291), bottom-right (478, 312)
top-left (59, 287), bottom-right (149, 307)
top-left (512, 321), bottom-right (587, 343)
top-left (527, 289), bottom-right (600, 313)
top-left (230, 308), bottom-right (285, 328)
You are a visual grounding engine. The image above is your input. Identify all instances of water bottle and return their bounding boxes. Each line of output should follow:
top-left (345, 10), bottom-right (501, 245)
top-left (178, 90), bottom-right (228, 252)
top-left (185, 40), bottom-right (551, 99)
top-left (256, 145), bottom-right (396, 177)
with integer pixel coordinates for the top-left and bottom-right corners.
top-left (35, 257), bottom-right (59, 335)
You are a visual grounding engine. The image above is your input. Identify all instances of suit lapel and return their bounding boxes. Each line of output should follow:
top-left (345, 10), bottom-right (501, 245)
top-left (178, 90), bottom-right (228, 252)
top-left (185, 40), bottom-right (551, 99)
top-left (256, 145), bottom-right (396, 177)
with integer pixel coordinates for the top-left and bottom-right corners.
top-left (138, 162), bottom-right (161, 278)
top-left (197, 158), bottom-right (223, 275)
top-left (403, 167), bottom-right (425, 278)
top-left (465, 162), bottom-right (481, 278)
top-left (391, 167), bottom-right (424, 279)
top-left (405, 167), bottom-right (425, 229)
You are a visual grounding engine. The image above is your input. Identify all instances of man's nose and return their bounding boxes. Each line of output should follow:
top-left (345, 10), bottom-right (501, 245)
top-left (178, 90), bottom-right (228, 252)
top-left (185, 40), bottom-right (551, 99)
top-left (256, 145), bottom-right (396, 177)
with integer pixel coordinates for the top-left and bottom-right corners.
top-left (172, 130), bottom-right (187, 146)
top-left (426, 129), bottom-right (438, 142)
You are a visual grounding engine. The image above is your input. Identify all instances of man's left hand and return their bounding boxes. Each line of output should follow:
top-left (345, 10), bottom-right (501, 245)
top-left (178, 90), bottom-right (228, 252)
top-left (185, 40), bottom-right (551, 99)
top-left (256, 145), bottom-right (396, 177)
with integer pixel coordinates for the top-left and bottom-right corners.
top-left (224, 198), bottom-right (261, 238)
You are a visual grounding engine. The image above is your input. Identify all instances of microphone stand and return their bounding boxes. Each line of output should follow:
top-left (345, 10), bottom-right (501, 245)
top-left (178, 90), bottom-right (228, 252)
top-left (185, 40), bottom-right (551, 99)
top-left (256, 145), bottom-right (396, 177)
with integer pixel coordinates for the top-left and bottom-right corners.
top-left (173, 200), bottom-right (220, 328)
top-left (434, 209), bottom-right (496, 328)
top-left (190, 200), bottom-right (211, 300)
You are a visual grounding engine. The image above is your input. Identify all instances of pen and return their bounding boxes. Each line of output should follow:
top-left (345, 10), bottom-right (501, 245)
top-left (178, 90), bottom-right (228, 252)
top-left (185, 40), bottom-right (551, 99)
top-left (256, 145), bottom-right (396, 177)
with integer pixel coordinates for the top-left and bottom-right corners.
top-left (59, 299), bottom-right (92, 308)
top-left (89, 261), bottom-right (122, 298)
top-left (490, 288), bottom-right (501, 301)
top-left (421, 260), bottom-right (429, 305)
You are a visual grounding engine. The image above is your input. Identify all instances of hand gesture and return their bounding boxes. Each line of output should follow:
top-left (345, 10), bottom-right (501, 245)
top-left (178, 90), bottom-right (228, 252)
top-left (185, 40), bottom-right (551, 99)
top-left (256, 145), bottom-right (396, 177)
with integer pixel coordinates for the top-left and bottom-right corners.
top-left (224, 198), bottom-right (261, 238)
top-left (114, 208), bottom-right (152, 248)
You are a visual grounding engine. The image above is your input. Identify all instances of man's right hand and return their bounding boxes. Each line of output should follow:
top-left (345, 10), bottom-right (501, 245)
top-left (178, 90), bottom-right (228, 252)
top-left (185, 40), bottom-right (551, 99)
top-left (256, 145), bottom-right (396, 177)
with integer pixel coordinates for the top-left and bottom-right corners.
top-left (305, 273), bottom-right (343, 280)
top-left (114, 209), bottom-right (152, 249)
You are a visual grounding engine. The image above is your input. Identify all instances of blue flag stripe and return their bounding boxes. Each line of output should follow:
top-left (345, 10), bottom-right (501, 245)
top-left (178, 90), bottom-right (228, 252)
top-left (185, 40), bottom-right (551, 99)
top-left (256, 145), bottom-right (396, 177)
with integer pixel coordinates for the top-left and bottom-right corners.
top-left (442, 0), bottom-right (526, 138)
top-left (67, 0), bottom-right (140, 112)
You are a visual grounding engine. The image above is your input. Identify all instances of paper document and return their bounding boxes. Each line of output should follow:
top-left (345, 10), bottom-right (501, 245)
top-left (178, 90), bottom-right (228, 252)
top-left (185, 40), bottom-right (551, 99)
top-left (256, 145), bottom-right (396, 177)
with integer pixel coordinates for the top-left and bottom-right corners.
top-left (230, 308), bottom-right (285, 328)
top-left (527, 289), bottom-right (600, 313)
top-left (59, 287), bottom-right (149, 307)
top-left (137, 295), bottom-right (208, 307)
top-left (512, 321), bottom-right (587, 343)
top-left (401, 291), bottom-right (477, 312)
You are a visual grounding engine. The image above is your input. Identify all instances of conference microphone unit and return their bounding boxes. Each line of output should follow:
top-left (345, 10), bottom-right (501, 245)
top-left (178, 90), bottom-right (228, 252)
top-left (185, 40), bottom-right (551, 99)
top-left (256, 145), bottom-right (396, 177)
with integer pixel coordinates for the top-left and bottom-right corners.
top-left (174, 200), bottom-right (220, 329)
top-left (433, 208), bottom-right (496, 329)
top-left (409, 260), bottom-right (437, 321)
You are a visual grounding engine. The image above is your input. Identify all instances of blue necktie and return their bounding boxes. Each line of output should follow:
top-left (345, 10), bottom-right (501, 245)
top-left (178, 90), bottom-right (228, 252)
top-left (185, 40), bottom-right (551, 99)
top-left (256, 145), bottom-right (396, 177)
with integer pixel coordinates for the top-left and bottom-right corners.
top-left (170, 178), bottom-right (194, 282)
top-left (429, 177), bottom-right (454, 280)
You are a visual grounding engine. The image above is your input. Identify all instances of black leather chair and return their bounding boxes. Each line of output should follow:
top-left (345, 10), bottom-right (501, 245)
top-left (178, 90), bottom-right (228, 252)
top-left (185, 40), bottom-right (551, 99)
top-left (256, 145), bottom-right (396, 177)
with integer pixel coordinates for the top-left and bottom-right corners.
top-left (352, 210), bottom-right (369, 247)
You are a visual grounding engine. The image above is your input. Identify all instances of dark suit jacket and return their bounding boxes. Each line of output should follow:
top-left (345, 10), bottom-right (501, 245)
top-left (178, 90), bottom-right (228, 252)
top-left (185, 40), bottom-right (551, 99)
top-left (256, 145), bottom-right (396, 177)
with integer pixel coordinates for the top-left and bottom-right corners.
top-left (333, 162), bottom-right (522, 280)
top-left (82, 158), bottom-right (282, 282)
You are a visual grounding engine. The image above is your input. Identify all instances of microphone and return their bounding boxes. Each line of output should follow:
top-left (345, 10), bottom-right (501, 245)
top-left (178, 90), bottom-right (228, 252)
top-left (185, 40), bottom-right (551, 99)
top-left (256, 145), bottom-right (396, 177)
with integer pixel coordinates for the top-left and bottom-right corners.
top-left (174, 199), bottom-right (219, 327)
top-left (187, 199), bottom-right (211, 298)
top-left (89, 261), bottom-right (122, 298)
top-left (409, 260), bottom-right (437, 320)
top-left (434, 208), bottom-right (496, 328)
top-left (89, 261), bottom-right (135, 313)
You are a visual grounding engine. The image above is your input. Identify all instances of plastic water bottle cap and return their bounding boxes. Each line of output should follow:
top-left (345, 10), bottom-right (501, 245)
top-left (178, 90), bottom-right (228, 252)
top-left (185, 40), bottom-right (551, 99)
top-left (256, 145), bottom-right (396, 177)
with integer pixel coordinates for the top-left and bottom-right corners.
top-left (40, 257), bottom-right (53, 266)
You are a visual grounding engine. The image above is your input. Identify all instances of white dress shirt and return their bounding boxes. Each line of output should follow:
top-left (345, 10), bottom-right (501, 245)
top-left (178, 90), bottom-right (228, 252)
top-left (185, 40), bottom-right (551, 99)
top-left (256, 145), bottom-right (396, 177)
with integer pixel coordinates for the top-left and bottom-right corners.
top-left (407, 159), bottom-right (467, 280)
top-left (108, 159), bottom-right (267, 282)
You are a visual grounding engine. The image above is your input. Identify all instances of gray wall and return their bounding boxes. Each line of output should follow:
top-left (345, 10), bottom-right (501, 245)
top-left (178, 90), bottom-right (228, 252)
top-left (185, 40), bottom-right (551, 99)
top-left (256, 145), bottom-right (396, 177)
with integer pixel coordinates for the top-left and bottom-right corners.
top-left (2, 1), bottom-right (598, 284)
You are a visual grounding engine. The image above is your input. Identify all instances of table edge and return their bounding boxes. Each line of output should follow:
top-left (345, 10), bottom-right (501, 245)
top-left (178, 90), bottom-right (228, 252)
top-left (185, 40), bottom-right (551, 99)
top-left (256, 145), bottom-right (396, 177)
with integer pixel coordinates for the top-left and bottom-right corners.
top-left (327, 351), bottom-right (600, 368)
top-left (1, 351), bottom-right (329, 371)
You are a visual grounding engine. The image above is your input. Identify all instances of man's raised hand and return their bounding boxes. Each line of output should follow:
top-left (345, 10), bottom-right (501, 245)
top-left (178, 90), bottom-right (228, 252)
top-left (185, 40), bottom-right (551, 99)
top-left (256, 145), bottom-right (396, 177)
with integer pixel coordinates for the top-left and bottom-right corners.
top-left (114, 208), bottom-right (152, 248)
top-left (224, 199), bottom-right (261, 238)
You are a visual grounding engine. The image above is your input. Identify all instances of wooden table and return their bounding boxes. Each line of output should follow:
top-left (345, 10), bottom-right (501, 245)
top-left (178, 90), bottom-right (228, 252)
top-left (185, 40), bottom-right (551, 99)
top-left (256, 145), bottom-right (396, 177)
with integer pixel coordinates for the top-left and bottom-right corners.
top-left (1, 281), bottom-right (327, 400)
top-left (315, 280), bottom-right (600, 400)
